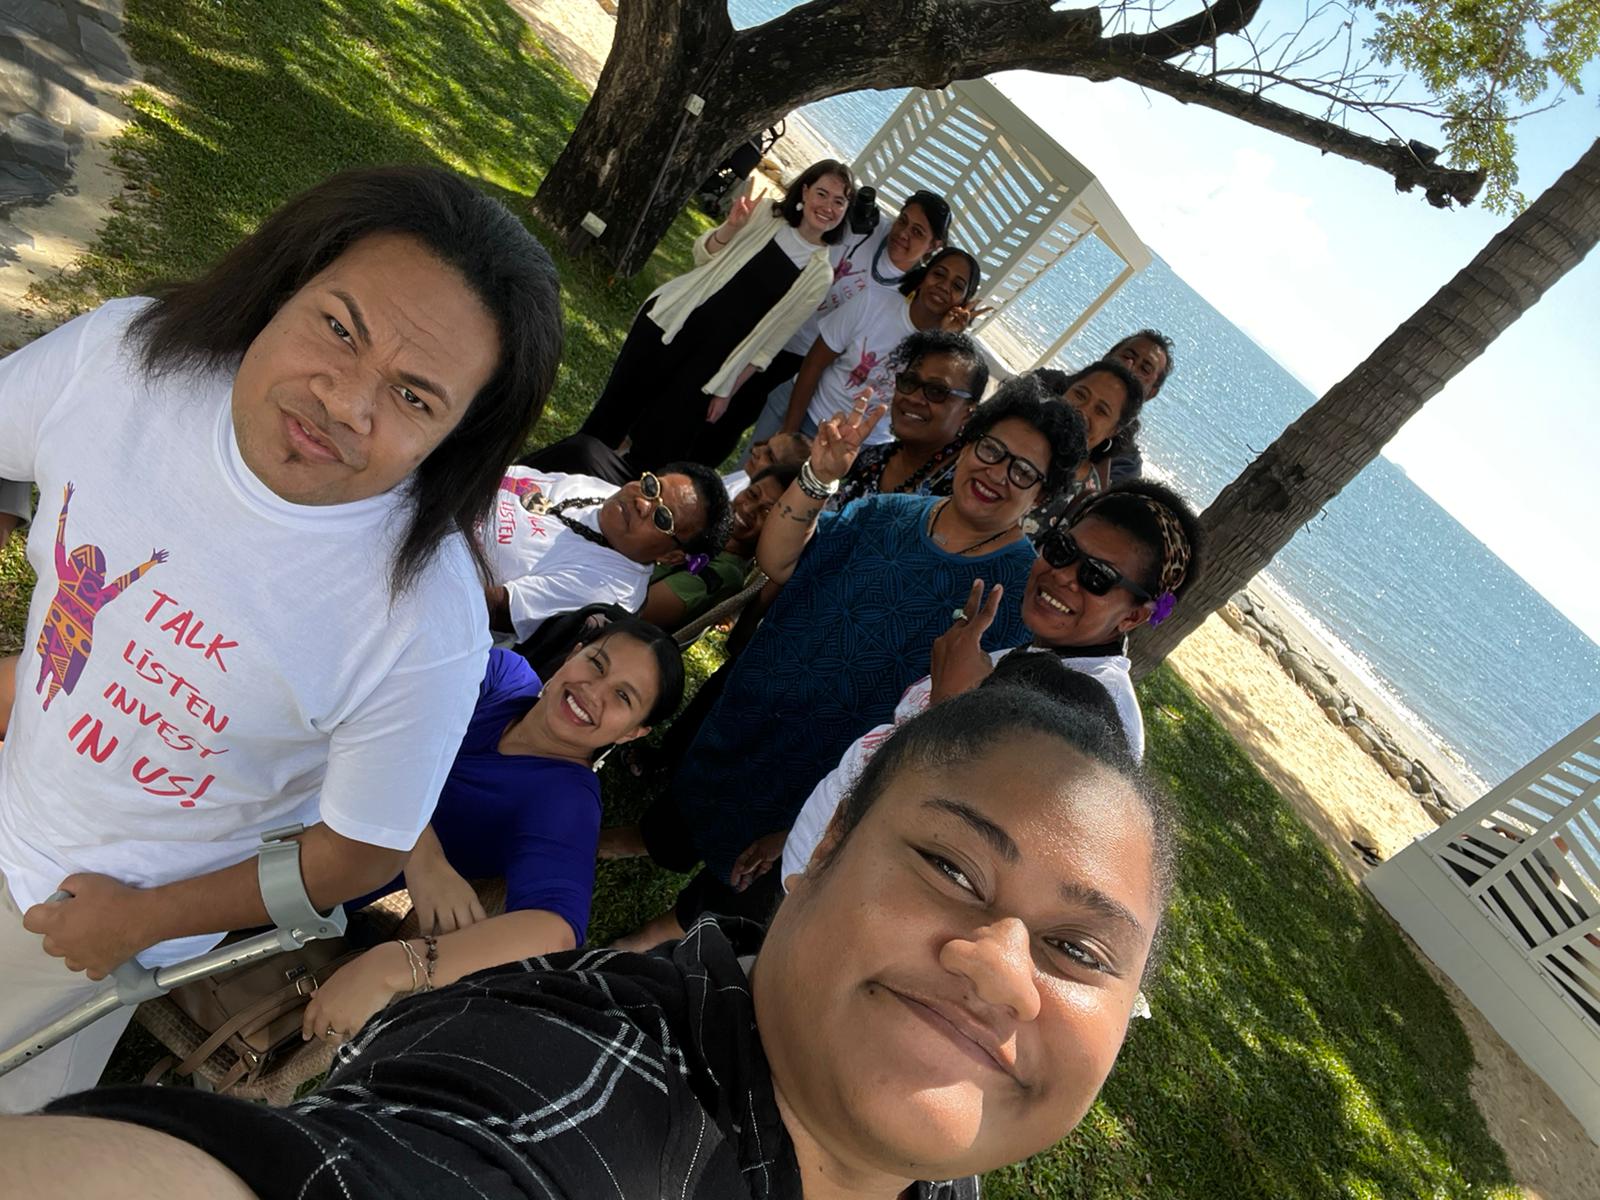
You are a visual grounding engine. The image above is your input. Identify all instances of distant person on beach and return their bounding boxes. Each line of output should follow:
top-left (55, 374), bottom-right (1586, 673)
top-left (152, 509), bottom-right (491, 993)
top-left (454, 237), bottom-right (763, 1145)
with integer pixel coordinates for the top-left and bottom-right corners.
top-left (578, 160), bottom-right (855, 470)
top-left (1101, 328), bottom-right (1174, 483)
top-left (300, 625), bottom-right (684, 1045)
top-left (600, 377), bottom-right (1086, 948)
top-left (1032, 360), bottom-right (1146, 504)
top-left (483, 463), bottom-right (732, 644)
top-left (7, 686), bottom-right (1176, 1200)
top-left (691, 188), bottom-right (953, 467)
top-left (0, 165), bottom-right (563, 1111)
top-left (772, 247), bottom-right (988, 444)
top-left (831, 329), bottom-right (988, 507)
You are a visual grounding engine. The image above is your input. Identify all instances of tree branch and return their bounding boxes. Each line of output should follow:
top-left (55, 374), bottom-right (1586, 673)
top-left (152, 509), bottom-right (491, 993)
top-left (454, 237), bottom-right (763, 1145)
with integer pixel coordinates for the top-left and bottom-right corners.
top-left (1103, 0), bottom-right (1263, 61)
top-left (1096, 53), bottom-right (1484, 205)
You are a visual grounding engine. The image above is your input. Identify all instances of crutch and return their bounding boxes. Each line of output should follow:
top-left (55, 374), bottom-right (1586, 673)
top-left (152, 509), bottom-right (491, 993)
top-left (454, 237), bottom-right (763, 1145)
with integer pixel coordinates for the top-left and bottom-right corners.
top-left (0, 824), bottom-right (347, 1079)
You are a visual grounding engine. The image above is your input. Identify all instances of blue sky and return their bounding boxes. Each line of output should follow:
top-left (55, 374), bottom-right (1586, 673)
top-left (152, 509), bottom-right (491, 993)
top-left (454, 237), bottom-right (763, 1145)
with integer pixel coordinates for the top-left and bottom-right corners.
top-left (988, 10), bottom-right (1600, 643)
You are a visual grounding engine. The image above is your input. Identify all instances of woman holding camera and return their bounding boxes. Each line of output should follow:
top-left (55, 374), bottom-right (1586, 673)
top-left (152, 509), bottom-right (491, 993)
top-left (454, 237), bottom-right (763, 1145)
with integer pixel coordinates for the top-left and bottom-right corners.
top-left (579, 161), bottom-right (855, 470)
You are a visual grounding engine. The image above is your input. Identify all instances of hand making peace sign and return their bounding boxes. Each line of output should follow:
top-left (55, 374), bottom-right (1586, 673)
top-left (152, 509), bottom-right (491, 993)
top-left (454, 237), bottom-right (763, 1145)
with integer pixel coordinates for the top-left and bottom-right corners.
top-left (721, 177), bottom-right (760, 239)
top-left (941, 302), bottom-right (995, 333)
top-left (928, 578), bottom-right (1005, 704)
top-left (809, 389), bottom-right (888, 486)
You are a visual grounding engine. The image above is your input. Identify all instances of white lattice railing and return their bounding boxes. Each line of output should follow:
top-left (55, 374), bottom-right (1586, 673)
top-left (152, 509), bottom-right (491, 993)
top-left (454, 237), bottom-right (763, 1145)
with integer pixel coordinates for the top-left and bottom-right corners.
top-left (851, 79), bottom-right (1150, 369)
top-left (1369, 712), bottom-right (1600, 1140)
top-left (1424, 714), bottom-right (1600, 1030)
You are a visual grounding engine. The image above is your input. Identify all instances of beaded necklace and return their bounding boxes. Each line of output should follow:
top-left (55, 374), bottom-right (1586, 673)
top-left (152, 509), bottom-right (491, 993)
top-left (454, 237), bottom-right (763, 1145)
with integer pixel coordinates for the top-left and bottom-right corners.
top-left (523, 491), bottom-right (613, 550)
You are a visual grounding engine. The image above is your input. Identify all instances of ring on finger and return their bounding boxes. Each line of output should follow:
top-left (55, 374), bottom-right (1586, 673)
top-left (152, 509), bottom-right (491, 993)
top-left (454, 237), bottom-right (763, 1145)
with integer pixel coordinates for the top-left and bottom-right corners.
top-left (952, 607), bottom-right (969, 624)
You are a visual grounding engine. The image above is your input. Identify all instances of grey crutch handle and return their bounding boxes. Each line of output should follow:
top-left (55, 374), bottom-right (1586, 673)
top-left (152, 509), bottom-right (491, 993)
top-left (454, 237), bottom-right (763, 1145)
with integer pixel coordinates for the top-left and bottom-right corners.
top-left (0, 826), bottom-right (347, 1079)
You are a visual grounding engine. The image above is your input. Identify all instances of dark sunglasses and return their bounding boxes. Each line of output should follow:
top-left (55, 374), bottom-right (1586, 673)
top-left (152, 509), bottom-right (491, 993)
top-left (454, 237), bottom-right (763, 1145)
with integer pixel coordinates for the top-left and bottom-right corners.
top-left (971, 434), bottom-right (1044, 490)
top-left (1036, 528), bottom-right (1152, 601)
top-left (637, 472), bottom-right (680, 539)
top-left (895, 371), bottom-right (972, 405)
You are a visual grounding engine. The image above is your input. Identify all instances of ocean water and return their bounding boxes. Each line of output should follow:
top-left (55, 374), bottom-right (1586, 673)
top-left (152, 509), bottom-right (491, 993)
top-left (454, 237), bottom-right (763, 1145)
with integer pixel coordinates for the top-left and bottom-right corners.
top-left (729, 0), bottom-right (1600, 792)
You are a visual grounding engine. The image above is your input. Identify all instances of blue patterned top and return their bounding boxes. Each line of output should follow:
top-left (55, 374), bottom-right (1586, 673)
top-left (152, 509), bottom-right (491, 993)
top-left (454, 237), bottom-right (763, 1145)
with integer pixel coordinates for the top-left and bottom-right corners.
top-left (670, 493), bottom-right (1033, 883)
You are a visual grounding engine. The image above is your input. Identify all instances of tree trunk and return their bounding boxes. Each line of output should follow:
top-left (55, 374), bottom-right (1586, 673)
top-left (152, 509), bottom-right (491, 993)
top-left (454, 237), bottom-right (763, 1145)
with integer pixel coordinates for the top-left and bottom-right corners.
top-left (1130, 138), bottom-right (1600, 676)
top-left (531, 0), bottom-right (751, 275)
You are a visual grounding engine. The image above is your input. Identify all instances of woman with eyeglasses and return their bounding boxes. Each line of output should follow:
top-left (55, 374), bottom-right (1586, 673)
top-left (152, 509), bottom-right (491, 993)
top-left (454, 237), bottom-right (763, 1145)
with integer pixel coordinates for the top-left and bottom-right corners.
top-left (771, 247), bottom-right (988, 444)
top-left (830, 329), bottom-right (988, 509)
top-left (600, 375), bottom-right (1087, 947)
top-left (482, 463), bottom-right (732, 645)
top-left (579, 161), bottom-right (856, 471)
top-left (301, 619), bottom-right (685, 1045)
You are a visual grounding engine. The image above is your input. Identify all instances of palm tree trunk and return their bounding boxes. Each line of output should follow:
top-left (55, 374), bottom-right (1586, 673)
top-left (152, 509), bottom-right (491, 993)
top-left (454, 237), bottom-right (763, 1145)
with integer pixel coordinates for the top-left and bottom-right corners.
top-left (1131, 138), bottom-right (1600, 675)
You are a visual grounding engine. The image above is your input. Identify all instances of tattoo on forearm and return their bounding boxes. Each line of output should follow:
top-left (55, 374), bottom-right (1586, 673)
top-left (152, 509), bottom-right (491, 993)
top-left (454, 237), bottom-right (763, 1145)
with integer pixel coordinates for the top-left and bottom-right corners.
top-left (778, 500), bottom-right (822, 524)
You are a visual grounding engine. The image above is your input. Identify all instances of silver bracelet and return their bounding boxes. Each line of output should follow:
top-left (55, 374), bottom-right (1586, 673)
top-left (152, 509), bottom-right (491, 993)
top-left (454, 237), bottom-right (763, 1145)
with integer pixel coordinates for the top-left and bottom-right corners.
top-left (797, 460), bottom-right (839, 500)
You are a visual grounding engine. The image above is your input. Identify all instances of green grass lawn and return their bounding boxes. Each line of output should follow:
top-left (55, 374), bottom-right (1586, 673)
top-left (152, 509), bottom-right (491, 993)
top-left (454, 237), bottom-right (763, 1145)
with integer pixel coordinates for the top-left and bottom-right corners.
top-left (0, 0), bottom-right (1522, 1194)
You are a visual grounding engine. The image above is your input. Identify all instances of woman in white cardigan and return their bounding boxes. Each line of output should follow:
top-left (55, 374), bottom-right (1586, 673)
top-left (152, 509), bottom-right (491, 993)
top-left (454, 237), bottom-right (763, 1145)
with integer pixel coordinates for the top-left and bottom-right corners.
top-left (579, 159), bottom-right (854, 469)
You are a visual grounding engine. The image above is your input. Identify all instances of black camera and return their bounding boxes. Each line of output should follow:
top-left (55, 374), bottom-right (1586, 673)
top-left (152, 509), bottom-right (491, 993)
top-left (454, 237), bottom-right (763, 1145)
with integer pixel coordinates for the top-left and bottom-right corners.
top-left (847, 185), bottom-right (880, 235)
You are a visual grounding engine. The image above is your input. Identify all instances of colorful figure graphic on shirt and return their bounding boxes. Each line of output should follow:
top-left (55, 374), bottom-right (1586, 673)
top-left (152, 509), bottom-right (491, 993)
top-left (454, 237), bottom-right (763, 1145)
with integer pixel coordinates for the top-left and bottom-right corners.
top-left (500, 473), bottom-right (547, 511)
top-left (846, 349), bottom-right (879, 390)
top-left (35, 483), bottom-right (168, 712)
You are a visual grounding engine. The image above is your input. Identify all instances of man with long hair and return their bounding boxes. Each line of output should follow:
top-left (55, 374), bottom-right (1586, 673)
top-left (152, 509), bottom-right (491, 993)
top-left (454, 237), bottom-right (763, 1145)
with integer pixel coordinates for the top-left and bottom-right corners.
top-left (0, 165), bottom-right (563, 1110)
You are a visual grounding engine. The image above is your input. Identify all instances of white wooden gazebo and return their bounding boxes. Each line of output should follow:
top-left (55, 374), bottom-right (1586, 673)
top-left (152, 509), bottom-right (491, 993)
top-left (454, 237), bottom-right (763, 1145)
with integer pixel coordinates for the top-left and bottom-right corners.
top-left (851, 78), bottom-right (1151, 374)
top-left (1368, 713), bottom-right (1600, 1142)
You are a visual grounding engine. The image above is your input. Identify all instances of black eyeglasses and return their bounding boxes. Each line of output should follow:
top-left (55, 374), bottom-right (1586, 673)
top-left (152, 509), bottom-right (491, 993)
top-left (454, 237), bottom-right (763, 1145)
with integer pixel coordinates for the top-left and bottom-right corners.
top-left (637, 472), bottom-right (679, 538)
top-left (971, 434), bottom-right (1044, 490)
top-left (895, 370), bottom-right (972, 405)
top-left (1036, 528), bottom-right (1152, 601)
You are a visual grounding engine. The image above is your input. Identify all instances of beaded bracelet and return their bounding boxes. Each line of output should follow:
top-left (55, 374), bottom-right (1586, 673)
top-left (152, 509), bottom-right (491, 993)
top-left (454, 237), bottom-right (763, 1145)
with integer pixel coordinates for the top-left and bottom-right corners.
top-left (422, 934), bottom-right (439, 991)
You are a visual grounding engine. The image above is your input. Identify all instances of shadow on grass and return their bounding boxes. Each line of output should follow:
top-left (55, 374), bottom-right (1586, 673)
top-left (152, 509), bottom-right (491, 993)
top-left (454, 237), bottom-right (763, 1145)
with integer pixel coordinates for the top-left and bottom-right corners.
top-left (29, 0), bottom-right (709, 447)
top-left (986, 666), bottom-right (1516, 1199)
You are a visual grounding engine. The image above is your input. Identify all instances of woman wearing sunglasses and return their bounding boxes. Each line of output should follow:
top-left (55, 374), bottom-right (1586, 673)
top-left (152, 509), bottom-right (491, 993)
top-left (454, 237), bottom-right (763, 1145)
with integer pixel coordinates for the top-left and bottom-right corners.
top-left (774, 480), bottom-right (1201, 885)
top-left (830, 329), bottom-right (988, 509)
top-left (909, 479), bottom-right (1203, 762)
top-left (601, 375), bottom-right (1086, 947)
top-left (483, 463), bottom-right (732, 645)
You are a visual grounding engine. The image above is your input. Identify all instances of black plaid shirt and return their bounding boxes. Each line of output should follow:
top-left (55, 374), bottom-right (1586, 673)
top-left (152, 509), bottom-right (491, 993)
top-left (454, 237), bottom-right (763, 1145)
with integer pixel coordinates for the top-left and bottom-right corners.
top-left (50, 918), bottom-right (980, 1199)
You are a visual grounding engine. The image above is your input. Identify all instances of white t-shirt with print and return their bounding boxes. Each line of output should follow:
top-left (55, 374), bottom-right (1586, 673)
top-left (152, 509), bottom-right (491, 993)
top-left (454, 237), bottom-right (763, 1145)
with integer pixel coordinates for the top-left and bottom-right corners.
top-left (893, 646), bottom-right (1145, 760)
top-left (806, 287), bottom-right (916, 445)
top-left (0, 299), bottom-right (490, 965)
top-left (781, 225), bottom-right (892, 357)
top-left (484, 467), bottom-right (653, 643)
top-left (781, 645), bottom-right (1145, 884)
top-left (773, 224), bottom-right (820, 270)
